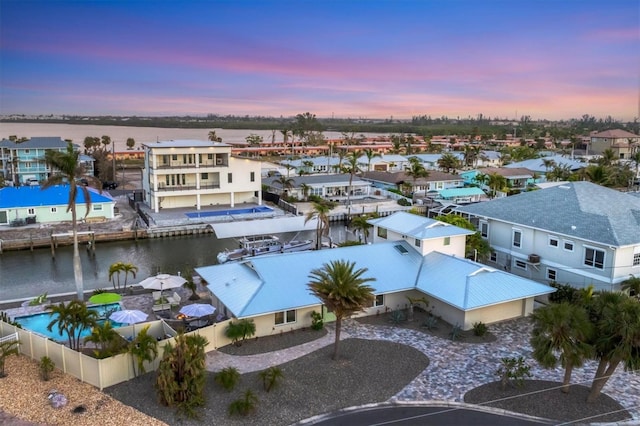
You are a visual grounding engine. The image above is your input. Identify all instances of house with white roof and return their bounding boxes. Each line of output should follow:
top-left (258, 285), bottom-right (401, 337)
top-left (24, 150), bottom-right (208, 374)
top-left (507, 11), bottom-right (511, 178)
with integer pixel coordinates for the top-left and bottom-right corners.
top-left (196, 211), bottom-right (554, 333)
top-left (360, 170), bottom-right (464, 197)
top-left (455, 182), bottom-right (640, 291)
top-left (266, 173), bottom-right (373, 201)
top-left (0, 185), bottom-right (115, 226)
top-left (141, 140), bottom-right (262, 213)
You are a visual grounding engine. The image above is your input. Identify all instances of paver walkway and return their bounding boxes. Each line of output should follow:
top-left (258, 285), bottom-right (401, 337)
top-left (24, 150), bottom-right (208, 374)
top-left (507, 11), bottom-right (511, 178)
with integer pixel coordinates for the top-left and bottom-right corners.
top-left (206, 317), bottom-right (640, 422)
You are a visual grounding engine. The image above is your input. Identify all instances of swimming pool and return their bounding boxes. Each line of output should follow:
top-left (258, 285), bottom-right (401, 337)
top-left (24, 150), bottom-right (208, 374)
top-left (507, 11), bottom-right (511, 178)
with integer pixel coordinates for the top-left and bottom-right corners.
top-left (185, 206), bottom-right (273, 218)
top-left (14, 303), bottom-right (124, 341)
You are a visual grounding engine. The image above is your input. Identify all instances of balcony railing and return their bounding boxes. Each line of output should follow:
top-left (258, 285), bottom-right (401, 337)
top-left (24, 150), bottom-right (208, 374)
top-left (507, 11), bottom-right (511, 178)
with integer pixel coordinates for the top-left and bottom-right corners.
top-left (155, 183), bottom-right (221, 192)
top-left (153, 162), bottom-right (227, 170)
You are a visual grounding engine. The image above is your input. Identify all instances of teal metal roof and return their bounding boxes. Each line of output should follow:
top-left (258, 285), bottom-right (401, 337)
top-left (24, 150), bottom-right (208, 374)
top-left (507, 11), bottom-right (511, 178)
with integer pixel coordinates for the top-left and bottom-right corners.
top-left (367, 211), bottom-right (474, 240)
top-left (456, 181), bottom-right (640, 247)
top-left (0, 185), bottom-right (114, 209)
top-left (438, 187), bottom-right (485, 198)
top-left (195, 240), bottom-right (553, 319)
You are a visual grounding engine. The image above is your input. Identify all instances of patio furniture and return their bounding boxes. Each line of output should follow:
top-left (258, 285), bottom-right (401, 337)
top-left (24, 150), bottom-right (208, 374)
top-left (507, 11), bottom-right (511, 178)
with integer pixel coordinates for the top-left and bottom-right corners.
top-left (152, 303), bottom-right (171, 312)
top-left (152, 291), bottom-right (162, 302)
top-left (167, 291), bottom-right (182, 306)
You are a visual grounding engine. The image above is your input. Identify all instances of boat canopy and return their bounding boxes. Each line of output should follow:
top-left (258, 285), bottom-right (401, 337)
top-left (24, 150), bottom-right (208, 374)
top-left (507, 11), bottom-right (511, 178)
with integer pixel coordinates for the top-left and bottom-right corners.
top-left (211, 216), bottom-right (318, 239)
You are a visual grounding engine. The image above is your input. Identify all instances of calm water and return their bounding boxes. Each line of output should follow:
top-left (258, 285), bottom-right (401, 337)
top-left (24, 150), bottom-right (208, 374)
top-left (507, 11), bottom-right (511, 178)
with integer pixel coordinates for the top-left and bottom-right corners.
top-left (0, 122), bottom-right (389, 152)
top-left (14, 303), bottom-right (124, 341)
top-left (0, 227), bottom-right (350, 302)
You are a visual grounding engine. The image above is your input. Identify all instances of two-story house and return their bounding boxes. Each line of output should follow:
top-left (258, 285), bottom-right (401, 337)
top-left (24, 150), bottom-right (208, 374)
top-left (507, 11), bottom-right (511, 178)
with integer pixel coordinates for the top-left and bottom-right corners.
top-left (455, 182), bottom-right (640, 291)
top-left (0, 137), bottom-right (95, 185)
top-left (589, 129), bottom-right (639, 159)
top-left (141, 140), bottom-right (262, 213)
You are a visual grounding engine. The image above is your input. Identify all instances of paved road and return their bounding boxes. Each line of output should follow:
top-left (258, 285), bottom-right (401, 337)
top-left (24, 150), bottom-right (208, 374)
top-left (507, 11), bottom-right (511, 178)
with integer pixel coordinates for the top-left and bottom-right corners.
top-left (305, 405), bottom-right (550, 426)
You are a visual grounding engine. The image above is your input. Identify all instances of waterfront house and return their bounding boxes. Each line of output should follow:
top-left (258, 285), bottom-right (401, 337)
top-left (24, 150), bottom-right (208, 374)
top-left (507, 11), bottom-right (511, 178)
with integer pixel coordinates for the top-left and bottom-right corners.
top-left (196, 211), bottom-right (554, 333)
top-left (455, 181), bottom-right (640, 291)
top-left (503, 155), bottom-right (584, 180)
top-left (0, 137), bottom-right (95, 186)
top-left (460, 167), bottom-right (533, 196)
top-left (141, 140), bottom-right (262, 213)
top-left (0, 185), bottom-right (116, 226)
top-left (266, 173), bottom-right (373, 201)
top-left (360, 170), bottom-right (464, 196)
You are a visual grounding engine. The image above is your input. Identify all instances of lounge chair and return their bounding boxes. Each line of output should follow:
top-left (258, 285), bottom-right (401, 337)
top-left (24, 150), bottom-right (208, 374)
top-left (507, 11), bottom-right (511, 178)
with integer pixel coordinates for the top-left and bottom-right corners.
top-left (152, 303), bottom-right (171, 312)
top-left (152, 291), bottom-right (162, 302)
top-left (167, 292), bottom-right (181, 306)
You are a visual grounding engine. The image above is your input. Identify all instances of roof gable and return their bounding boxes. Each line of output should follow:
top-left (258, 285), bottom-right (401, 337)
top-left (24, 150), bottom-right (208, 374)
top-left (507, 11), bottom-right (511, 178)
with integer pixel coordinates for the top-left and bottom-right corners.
top-left (368, 211), bottom-right (474, 240)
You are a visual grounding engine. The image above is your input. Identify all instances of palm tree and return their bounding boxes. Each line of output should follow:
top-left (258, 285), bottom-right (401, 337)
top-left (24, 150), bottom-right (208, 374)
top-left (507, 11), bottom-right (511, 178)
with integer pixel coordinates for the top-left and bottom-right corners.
top-left (342, 151), bottom-right (362, 206)
top-left (299, 183), bottom-right (311, 201)
top-left (350, 215), bottom-right (372, 243)
top-left (43, 141), bottom-right (101, 301)
top-left (621, 275), bottom-right (640, 300)
top-left (273, 176), bottom-right (294, 195)
top-left (46, 300), bottom-right (98, 350)
top-left (305, 200), bottom-right (335, 250)
top-left (487, 172), bottom-right (507, 198)
top-left (363, 149), bottom-right (380, 172)
top-left (308, 259), bottom-right (375, 360)
top-left (598, 148), bottom-right (616, 166)
top-left (586, 292), bottom-right (640, 402)
top-left (84, 321), bottom-right (123, 358)
top-left (584, 165), bottom-right (611, 186)
top-left (530, 303), bottom-right (593, 393)
top-left (404, 157), bottom-right (429, 196)
top-left (437, 152), bottom-right (460, 173)
top-left (129, 325), bottom-right (158, 377)
top-left (208, 130), bottom-right (222, 142)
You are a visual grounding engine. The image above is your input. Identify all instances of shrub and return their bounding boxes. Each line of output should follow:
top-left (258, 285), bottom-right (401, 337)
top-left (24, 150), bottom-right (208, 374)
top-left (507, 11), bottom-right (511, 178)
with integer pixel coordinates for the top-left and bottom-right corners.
top-left (228, 390), bottom-right (258, 416)
top-left (496, 356), bottom-right (532, 390)
top-left (258, 367), bottom-right (283, 392)
top-left (91, 288), bottom-right (107, 295)
top-left (472, 321), bottom-right (488, 337)
top-left (449, 323), bottom-right (463, 341)
top-left (225, 319), bottom-right (256, 347)
top-left (310, 311), bottom-right (324, 331)
top-left (28, 293), bottom-right (48, 306)
top-left (397, 198), bottom-right (411, 206)
top-left (422, 315), bottom-right (438, 330)
top-left (214, 367), bottom-right (240, 391)
top-left (39, 356), bottom-right (55, 381)
top-left (388, 309), bottom-right (406, 324)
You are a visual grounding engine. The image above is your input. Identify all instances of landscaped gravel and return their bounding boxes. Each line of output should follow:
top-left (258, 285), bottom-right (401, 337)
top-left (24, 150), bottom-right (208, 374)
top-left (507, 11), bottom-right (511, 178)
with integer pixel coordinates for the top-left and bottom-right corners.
top-left (218, 327), bottom-right (328, 356)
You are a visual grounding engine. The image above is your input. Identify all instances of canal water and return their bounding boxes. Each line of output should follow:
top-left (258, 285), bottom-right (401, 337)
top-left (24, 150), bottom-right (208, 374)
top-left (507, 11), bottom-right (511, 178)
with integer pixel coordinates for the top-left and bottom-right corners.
top-left (0, 226), bottom-right (351, 302)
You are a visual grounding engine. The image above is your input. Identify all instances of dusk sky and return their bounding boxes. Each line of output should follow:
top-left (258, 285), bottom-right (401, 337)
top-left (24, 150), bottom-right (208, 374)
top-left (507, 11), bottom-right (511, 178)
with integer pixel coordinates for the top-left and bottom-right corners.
top-left (1, 0), bottom-right (638, 121)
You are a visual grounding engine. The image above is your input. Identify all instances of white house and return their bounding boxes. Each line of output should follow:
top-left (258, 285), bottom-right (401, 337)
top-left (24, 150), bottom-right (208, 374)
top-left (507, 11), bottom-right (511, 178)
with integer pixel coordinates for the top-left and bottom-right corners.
top-left (141, 140), bottom-right (262, 213)
top-left (455, 182), bottom-right (640, 291)
top-left (196, 211), bottom-right (554, 333)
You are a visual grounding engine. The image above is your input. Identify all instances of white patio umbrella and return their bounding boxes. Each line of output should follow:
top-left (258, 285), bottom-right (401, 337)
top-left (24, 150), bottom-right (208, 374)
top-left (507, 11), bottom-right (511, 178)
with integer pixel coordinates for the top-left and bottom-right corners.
top-left (109, 309), bottom-right (148, 325)
top-left (179, 303), bottom-right (216, 318)
top-left (138, 273), bottom-right (187, 294)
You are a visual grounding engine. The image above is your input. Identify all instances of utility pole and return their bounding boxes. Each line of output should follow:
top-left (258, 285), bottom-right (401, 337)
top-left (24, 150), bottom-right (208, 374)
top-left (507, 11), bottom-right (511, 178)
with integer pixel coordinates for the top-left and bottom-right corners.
top-left (112, 140), bottom-right (116, 182)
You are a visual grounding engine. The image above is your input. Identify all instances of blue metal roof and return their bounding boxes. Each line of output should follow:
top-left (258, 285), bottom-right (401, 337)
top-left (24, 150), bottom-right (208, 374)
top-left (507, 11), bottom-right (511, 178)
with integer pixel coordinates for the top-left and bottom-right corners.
top-left (195, 239), bottom-right (553, 319)
top-left (367, 211), bottom-right (474, 240)
top-left (0, 185), bottom-right (114, 209)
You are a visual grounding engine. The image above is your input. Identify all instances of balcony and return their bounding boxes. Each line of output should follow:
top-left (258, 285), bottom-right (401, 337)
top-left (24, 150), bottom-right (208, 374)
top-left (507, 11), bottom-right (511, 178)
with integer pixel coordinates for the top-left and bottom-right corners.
top-left (155, 183), bottom-right (221, 192)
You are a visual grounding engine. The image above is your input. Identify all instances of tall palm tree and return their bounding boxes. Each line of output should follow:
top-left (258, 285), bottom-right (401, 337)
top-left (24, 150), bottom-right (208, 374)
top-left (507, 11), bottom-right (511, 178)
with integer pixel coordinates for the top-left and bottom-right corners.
top-left (304, 200), bottom-right (335, 250)
top-left (46, 300), bottom-right (98, 350)
top-left (350, 215), bottom-right (373, 243)
top-left (273, 176), bottom-right (294, 194)
top-left (308, 260), bottom-right (375, 360)
top-left (299, 183), bottom-right (311, 201)
top-left (342, 151), bottom-right (362, 206)
top-left (530, 303), bottom-right (593, 393)
top-left (487, 172), bottom-right (507, 198)
top-left (108, 262), bottom-right (139, 294)
top-left (437, 152), bottom-right (460, 173)
top-left (208, 130), bottom-right (222, 142)
top-left (43, 141), bottom-right (101, 301)
top-left (404, 157), bottom-right (429, 196)
top-left (363, 149), bottom-right (380, 172)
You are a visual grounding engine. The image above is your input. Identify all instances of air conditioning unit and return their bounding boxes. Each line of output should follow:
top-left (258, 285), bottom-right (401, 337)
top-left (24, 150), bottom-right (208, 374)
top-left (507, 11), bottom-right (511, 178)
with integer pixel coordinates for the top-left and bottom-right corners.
top-left (528, 254), bottom-right (541, 264)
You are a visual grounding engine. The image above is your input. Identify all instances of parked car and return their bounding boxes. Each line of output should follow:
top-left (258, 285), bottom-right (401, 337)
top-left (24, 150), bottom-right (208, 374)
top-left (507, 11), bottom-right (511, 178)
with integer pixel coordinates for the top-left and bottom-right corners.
top-left (25, 178), bottom-right (39, 186)
top-left (102, 181), bottom-right (118, 190)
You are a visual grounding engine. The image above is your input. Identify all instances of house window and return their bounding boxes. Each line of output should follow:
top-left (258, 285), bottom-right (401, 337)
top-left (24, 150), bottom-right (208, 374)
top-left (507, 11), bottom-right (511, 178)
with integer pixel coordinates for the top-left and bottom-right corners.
top-left (28, 208), bottom-right (35, 215)
top-left (549, 236), bottom-right (559, 248)
top-left (512, 229), bottom-right (522, 248)
top-left (274, 309), bottom-right (296, 325)
top-left (93, 205), bottom-right (102, 211)
top-left (172, 154), bottom-right (177, 161)
top-left (584, 247), bottom-right (605, 270)
top-left (414, 239), bottom-right (421, 247)
top-left (443, 237), bottom-right (450, 246)
top-left (377, 227), bottom-right (387, 239)
top-left (514, 259), bottom-right (527, 270)
top-left (165, 175), bottom-right (170, 186)
top-left (227, 173), bottom-right (232, 183)
top-left (634, 252), bottom-right (640, 267)
top-left (480, 222), bottom-right (488, 238)
top-left (50, 207), bottom-right (57, 213)
top-left (208, 154), bottom-right (213, 160)
top-left (250, 172), bottom-right (255, 182)
top-left (547, 268), bottom-right (557, 281)
top-left (368, 294), bottom-right (384, 307)
top-left (490, 252), bottom-right (497, 262)
top-left (201, 173), bottom-right (208, 180)
top-left (564, 240), bottom-right (574, 252)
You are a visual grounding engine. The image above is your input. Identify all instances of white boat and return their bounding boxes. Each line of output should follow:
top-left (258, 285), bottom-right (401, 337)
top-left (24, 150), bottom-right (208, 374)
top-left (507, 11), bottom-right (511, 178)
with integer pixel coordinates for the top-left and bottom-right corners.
top-left (216, 235), bottom-right (314, 263)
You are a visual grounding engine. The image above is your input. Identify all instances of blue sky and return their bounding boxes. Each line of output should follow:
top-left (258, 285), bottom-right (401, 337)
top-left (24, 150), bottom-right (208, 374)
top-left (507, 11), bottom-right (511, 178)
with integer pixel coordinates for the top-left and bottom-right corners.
top-left (0, 0), bottom-right (638, 120)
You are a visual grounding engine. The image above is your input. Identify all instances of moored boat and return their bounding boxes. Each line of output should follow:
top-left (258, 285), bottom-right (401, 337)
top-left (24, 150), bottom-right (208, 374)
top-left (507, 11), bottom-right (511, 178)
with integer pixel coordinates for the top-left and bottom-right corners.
top-left (216, 235), bottom-right (313, 263)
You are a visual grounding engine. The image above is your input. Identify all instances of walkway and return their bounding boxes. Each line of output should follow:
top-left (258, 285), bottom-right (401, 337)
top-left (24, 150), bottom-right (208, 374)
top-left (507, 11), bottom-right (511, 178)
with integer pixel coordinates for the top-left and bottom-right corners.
top-left (205, 317), bottom-right (640, 422)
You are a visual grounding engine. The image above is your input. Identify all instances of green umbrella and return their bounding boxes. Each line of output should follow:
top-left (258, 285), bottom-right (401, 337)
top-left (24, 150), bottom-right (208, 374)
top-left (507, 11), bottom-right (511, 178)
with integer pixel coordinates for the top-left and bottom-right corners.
top-left (89, 292), bottom-right (122, 304)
